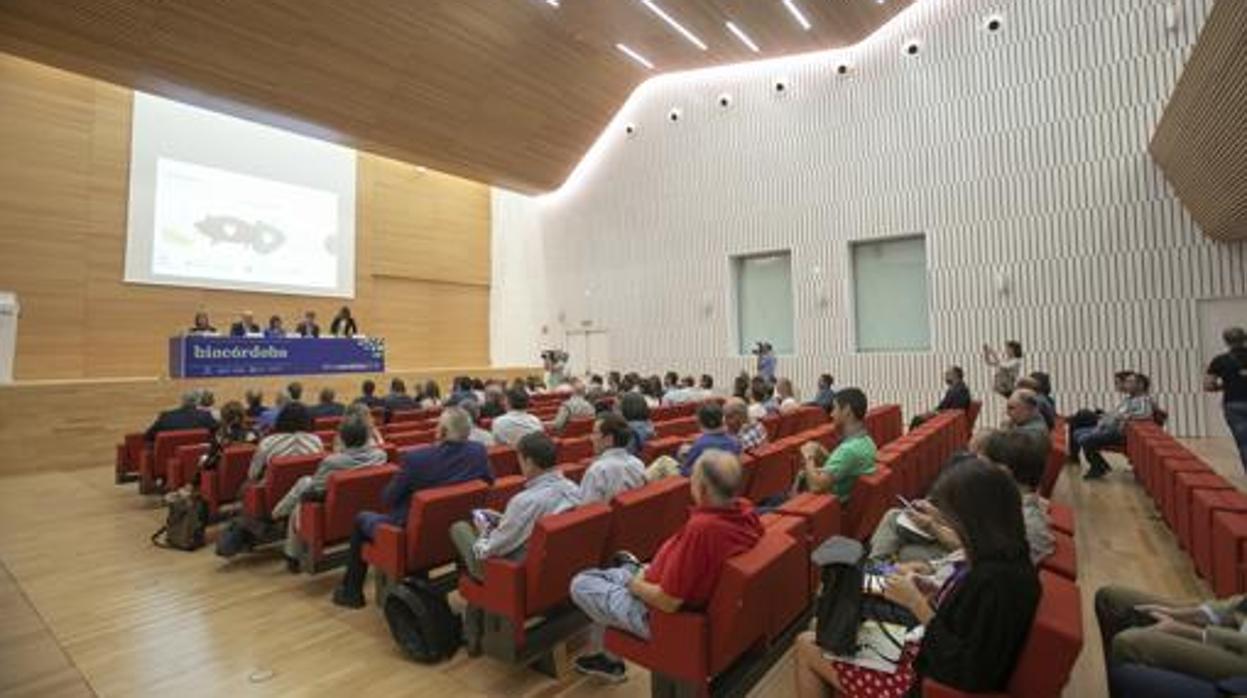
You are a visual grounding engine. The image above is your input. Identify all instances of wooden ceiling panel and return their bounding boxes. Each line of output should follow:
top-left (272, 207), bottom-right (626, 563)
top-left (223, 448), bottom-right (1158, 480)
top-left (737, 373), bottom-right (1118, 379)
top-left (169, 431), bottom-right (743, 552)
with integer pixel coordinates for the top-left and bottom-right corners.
top-left (0, 0), bottom-right (916, 193)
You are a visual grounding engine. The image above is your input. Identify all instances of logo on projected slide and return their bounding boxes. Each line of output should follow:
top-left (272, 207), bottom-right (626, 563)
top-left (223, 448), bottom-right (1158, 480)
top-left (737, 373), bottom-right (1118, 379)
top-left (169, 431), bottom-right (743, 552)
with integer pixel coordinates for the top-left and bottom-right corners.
top-left (192, 344), bottom-right (290, 361)
top-left (195, 215), bottom-right (287, 254)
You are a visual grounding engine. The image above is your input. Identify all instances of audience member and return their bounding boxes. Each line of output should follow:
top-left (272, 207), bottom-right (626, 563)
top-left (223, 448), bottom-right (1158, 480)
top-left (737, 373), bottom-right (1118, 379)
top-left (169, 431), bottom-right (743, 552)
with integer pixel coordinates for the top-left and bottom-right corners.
top-left (1077, 372), bottom-right (1155, 479)
top-left (1004, 388), bottom-right (1049, 436)
top-left (197, 388), bottom-right (220, 422)
top-left (198, 400), bottom-right (256, 480)
top-left (264, 314), bottom-right (286, 339)
top-left (1017, 375), bottom-right (1056, 429)
top-left (145, 390), bottom-right (218, 442)
top-left (295, 310), bottom-right (320, 338)
top-left (255, 391), bottom-right (289, 433)
top-left (286, 382), bottom-right (304, 402)
top-left (570, 450), bottom-right (763, 683)
top-left (330, 305), bottom-right (358, 337)
top-left (810, 373), bottom-right (837, 411)
top-left (382, 378), bottom-right (417, 419)
top-left (775, 377), bottom-right (800, 413)
top-left (332, 407), bottom-right (492, 608)
top-left (480, 384), bottom-right (507, 419)
top-left (619, 392), bottom-right (655, 458)
top-left (1066, 370), bottom-right (1135, 462)
top-left (732, 372), bottom-right (750, 400)
top-left (974, 429), bottom-right (1055, 562)
top-left (491, 388), bottom-right (544, 446)
top-left (676, 403), bottom-right (741, 477)
top-left (1205, 327), bottom-right (1247, 472)
top-left (342, 402), bottom-right (383, 448)
top-left (747, 378), bottom-right (776, 421)
top-left (188, 311), bottom-right (217, 336)
top-left (246, 402), bottom-right (323, 482)
top-left (723, 397), bottom-right (768, 453)
top-left (244, 389), bottom-right (265, 419)
top-left (1095, 584), bottom-right (1247, 685)
top-left (587, 374), bottom-right (607, 401)
top-left (230, 310), bottom-right (261, 337)
top-left (554, 378), bottom-right (596, 433)
top-left (461, 399), bottom-right (495, 447)
top-left (309, 387), bottom-right (346, 419)
top-left (910, 366), bottom-right (972, 430)
top-left (793, 457), bottom-right (1040, 697)
top-left (449, 432), bottom-right (580, 581)
top-left (446, 376), bottom-right (476, 407)
top-left (984, 340), bottom-right (1024, 398)
top-left (419, 379), bottom-right (441, 410)
top-left (642, 376), bottom-right (663, 408)
top-left (276, 415), bottom-right (386, 567)
top-left (355, 379), bottom-right (383, 409)
top-left (579, 413), bottom-right (646, 503)
top-left (798, 388), bottom-right (876, 502)
top-left (697, 374), bottom-right (715, 400)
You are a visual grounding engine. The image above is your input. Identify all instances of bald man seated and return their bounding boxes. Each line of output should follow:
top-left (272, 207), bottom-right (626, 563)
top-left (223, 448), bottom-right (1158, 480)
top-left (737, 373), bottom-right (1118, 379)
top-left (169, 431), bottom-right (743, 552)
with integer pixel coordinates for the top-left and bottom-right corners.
top-left (569, 450), bottom-right (765, 683)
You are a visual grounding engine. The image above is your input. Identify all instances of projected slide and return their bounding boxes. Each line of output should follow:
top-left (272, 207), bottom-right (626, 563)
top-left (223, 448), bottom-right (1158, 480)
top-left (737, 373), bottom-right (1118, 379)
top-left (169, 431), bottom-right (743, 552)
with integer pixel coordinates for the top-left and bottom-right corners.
top-left (152, 158), bottom-right (339, 290)
top-left (125, 92), bottom-right (357, 298)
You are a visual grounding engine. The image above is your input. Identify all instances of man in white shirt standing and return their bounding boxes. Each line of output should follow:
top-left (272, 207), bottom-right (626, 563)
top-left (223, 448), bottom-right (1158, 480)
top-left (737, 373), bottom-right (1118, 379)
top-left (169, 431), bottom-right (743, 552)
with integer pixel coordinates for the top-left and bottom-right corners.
top-left (490, 388), bottom-right (545, 447)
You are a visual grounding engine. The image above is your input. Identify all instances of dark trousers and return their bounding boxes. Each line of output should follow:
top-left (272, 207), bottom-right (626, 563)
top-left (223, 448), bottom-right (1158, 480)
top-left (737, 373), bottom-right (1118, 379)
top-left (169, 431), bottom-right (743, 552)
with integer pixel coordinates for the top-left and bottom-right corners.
top-left (338, 511), bottom-right (391, 598)
top-left (1075, 426), bottom-right (1123, 473)
top-left (1224, 402), bottom-right (1247, 473)
top-left (1066, 409), bottom-right (1102, 460)
top-left (1109, 665), bottom-right (1218, 698)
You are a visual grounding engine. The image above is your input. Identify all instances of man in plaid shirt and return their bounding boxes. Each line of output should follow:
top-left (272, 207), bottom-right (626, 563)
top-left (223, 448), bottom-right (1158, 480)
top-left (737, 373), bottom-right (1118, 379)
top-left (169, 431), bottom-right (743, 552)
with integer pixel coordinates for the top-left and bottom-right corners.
top-left (724, 397), bottom-right (768, 453)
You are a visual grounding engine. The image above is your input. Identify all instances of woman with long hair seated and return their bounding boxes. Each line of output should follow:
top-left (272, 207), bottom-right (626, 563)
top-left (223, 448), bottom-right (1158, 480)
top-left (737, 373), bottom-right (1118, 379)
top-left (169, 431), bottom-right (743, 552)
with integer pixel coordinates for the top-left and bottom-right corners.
top-left (793, 457), bottom-right (1040, 697)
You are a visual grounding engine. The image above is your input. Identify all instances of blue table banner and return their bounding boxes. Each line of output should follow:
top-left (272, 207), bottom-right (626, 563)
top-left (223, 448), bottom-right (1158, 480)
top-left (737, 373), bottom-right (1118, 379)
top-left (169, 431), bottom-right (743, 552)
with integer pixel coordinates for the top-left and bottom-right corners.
top-left (169, 336), bottom-right (385, 378)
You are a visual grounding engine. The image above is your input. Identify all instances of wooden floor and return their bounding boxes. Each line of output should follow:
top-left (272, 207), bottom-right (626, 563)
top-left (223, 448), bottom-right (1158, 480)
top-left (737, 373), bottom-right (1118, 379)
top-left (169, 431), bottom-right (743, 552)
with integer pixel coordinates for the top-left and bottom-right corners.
top-left (0, 438), bottom-right (1242, 698)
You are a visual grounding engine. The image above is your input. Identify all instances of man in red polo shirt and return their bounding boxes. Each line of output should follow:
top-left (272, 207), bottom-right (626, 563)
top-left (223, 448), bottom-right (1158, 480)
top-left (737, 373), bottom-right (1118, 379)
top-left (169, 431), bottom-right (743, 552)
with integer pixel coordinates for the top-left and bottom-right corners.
top-left (569, 449), bottom-right (764, 683)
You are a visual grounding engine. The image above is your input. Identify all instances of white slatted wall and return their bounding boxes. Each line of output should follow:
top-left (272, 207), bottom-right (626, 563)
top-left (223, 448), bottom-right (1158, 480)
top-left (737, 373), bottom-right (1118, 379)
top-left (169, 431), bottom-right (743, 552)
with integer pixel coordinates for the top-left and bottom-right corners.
top-left (494, 0), bottom-right (1247, 436)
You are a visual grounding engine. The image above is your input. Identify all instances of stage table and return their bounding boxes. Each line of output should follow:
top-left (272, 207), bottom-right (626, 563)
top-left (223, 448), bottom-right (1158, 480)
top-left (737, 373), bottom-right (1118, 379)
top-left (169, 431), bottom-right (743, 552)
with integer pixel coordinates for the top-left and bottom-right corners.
top-left (168, 336), bottom-right (385, 378)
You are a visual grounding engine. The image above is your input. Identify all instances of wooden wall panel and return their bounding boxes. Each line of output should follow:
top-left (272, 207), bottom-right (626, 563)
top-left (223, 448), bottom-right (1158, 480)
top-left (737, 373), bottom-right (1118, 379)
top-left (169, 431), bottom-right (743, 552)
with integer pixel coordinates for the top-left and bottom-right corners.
top-left (0, 52), bottom-right (493, 380)
top-left (1150, 0), bottom-right (1247, 242)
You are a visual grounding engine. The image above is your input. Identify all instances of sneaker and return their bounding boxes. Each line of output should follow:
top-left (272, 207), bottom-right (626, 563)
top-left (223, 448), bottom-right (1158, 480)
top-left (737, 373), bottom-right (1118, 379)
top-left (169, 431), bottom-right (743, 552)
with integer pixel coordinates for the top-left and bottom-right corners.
top-left (331, 586), bottom-right (366, 609)
top-left (610, 550), bottom-right (642, 569)
top-left (284, 555), bottom-right (301, 574)
top-left (574, 653), bottom-right (626, 684)
top-left (1083, 465), bottom-right (1109, 481)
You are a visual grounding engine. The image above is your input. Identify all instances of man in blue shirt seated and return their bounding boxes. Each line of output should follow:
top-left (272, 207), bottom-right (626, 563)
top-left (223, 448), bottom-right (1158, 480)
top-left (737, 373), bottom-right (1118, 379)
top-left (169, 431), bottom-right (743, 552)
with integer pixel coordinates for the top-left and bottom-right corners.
top-left (332, 406), bottom-right (493, 609)
top-left (679, 403), bottom-right (742, 477)
top-left (308, 387), bottom-right (346, 419)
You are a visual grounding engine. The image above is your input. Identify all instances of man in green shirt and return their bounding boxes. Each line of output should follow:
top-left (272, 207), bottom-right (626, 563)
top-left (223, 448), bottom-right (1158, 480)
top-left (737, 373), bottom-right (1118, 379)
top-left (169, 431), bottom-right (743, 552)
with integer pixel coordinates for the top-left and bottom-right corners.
top-left (799, 388), bottom-right (877, 501)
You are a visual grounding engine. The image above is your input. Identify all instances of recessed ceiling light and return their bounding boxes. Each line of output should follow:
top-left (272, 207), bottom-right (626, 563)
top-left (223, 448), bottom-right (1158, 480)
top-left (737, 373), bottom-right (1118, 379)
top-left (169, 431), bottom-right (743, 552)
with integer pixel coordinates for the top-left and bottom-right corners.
top-left (545, 0), bottom-right (559, 6)
top-left (615, 43), bottom-right (655, 70)
top-left (726, 21), bottom-right (761, 53)
top-left (639, 0), bottom-right (709, 50)
top-left (782, 0), bottom-right (812, 31)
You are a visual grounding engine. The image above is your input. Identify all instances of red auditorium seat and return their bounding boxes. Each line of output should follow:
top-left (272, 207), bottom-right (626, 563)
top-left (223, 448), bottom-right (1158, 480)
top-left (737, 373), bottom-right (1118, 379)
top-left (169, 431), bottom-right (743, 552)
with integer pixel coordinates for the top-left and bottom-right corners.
top-left (1174, 471), bottom-right (1234, 551)
top-left (242, 453), bottom-right (323, 519)
top-left (965, 400), bottom-right (982, 433)
top-left (1040, 531), bottom-right (1078, 581)
top-left (655, 417), bottom-right (698, 439)
top-left (1158, 458), bottom-right (1212, 529)
top-left (312, 416), bottom-right (343, 431)
top-left (362, 480), bottom-right (490, 589)
top-left (199, 444), bottom-right (257, 515)
top-left (605, 478), bottom-right (692, 561)
top-left (1048, 502), bottom-right (1075, 537)
top-left (486, 475), bottom-right (526, 511)
top-left (641, 435), bottom-right (686, 464)
top-left (843, 465), bottom-right (898, 541)
top-left (387, 429), bottom-right (437, 448)
top-left (488, 445), bottom-right (520, 477)
top-left (1191, 489), bottom-right (1247, 580)
top-left (459, 503), bottom-right (614, 665)
top-left (139, 428), bottom-right (210, 494)
top-left (864, 404), bottom-right (903, 448)
top-left (923, 571), bottom-right (1083, 698)
top-left (167, 443), bottom-right (209, 491)
top-left (741, 442), bottom-right (797, 503)
top-left (559, 418), bottom-right (594, 438)
top-left (604, 531), bottom-right (807, 693)
top-left (1038, 437), bottom-right (1069, 500)
top-left (555, 437), bottom-right (593, 463)
top-left (558, 460), bottom-right (590, 483)
top-left (1212, 511), bottom-right (1247, 596)
top-left (295, 464), bottom-right (396, 572)
top-left (775, 492), bottom-right (841, 546)
top-left (314, 430), bottom-right (336, 449)
top-left (115, 432), bottom-right (147, 483)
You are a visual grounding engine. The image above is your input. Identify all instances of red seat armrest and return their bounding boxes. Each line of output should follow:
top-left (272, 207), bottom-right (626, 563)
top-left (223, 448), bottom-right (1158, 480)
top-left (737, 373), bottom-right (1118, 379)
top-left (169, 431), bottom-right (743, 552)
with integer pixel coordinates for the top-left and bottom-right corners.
top-left (459, 557), bottom-right (526, 617)
top-left (242, 482), bottom-right (266, 518)
top-left (362, 523), bottom-right (406, 579)
top-left (606, 609), bottom-right (710, 683)
top-left (297, 501), bottom-right (324, 544)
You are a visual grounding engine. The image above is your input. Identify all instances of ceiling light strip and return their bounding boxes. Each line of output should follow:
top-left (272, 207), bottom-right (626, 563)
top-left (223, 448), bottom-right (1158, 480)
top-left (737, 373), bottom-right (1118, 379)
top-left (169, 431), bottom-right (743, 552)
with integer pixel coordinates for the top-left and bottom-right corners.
top-left (615, 43), bottom-right (656, 69)
top-left (725, 21), bottom-right (761, 52)
top-left (782, 0), bottom-right (812, 31)
top-left (639, 0), bottom-right (709, 50)
top-left (545, 0), bottom-right (559, 6)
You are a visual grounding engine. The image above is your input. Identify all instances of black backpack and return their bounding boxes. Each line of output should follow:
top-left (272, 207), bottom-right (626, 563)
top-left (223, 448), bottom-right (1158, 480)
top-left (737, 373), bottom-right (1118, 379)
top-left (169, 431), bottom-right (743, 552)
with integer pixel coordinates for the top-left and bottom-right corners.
top-left (152, 489), bottom-right (209, 551)
top-left (384, 579), bottom-right (462, 663)
top-left (812, 537), bottom-right (867, 655)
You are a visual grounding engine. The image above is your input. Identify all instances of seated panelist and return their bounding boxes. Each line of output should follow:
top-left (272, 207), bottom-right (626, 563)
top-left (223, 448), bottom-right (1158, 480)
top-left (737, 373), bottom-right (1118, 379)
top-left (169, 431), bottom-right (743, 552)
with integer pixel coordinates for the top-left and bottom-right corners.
top-left (330, 305), bottom-right (358, 337)
top-left (264, 315), bottom-right (287, 339)
top-left (188, 311), bottom-right (217, 336)
top-left (295, 310), bottom-right (320, 338)
top-left (230, 311), bottom-right (262, 337)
